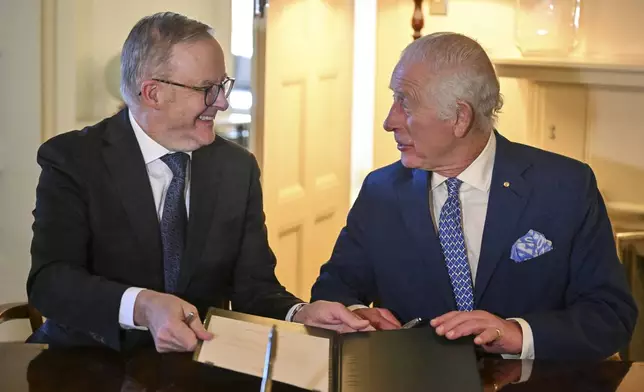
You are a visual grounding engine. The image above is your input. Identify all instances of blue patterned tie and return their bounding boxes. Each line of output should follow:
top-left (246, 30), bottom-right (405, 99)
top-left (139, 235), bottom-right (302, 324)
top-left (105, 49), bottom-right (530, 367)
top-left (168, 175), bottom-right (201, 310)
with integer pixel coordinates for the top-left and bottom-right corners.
top-left (438, 178), bottom-right (474, 311)
top-left (160, 152), bottom-right (189, 293)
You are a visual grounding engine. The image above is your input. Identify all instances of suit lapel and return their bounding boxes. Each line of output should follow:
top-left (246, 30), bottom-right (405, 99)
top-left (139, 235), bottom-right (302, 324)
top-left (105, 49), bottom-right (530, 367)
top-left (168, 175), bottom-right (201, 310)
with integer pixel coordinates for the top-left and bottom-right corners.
top-left (474, 134), bottom-right (532, 304)
top-left (102, 110), bottom-right (163, 271)
top-left (177, 138), bottom-right (223, 292)
top-left (396, 168), bottom-right (456, 309)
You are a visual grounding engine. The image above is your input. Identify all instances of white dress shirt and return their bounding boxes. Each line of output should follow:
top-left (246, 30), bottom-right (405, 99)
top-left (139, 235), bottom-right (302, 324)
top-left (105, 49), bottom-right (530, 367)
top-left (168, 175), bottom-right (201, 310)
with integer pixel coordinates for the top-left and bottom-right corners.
top-left (350, 132), bottom-right (534, 360)
top-left (119, 111), bottom-right (302, 329)
top-left (429, 132), bottom-right (534, 360)
top-left (118, 111), bottom-right (192, 330)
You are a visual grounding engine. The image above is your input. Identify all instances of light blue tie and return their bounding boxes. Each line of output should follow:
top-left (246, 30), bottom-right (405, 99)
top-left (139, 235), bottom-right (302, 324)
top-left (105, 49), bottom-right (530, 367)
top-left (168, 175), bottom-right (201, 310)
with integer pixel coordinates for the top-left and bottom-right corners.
top-left (438, 178), bottom-right (474, 311)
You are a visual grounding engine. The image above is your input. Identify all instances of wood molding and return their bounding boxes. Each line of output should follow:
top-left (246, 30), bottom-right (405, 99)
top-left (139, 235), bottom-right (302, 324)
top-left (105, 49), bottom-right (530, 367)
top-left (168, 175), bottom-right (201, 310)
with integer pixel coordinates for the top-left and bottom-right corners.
top-left (41, 0), bottom-right (56, 142)
top-left (494, 56), bottom-right (644, 88)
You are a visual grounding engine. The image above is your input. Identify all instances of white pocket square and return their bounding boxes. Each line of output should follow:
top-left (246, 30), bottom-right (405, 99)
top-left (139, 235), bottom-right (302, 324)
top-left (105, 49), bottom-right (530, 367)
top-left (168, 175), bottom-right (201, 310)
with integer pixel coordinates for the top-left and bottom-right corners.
top-left (510, 229), bottom-right (553, 263)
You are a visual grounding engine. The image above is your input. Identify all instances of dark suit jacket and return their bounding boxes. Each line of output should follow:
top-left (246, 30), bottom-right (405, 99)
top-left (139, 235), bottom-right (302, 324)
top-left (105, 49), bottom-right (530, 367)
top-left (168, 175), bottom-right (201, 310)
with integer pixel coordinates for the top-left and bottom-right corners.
top-left (27, 109), bottom-right (301, 351)
top-left (311, 132), bottom-right (638, 360)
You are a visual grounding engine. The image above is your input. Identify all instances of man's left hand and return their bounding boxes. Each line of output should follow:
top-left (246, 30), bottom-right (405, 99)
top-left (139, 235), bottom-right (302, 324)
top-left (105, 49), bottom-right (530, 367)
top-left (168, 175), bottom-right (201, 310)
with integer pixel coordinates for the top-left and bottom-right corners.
top-left (431, 310), bottom-right (522, 355)
top-left (293, 301), bottom-right (375, 333)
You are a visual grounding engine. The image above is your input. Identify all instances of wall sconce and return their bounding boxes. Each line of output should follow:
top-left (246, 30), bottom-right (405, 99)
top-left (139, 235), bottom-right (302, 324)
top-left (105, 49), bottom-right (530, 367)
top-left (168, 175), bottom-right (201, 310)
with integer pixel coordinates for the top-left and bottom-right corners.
top-left (411, 0), bottom-right (424, 40)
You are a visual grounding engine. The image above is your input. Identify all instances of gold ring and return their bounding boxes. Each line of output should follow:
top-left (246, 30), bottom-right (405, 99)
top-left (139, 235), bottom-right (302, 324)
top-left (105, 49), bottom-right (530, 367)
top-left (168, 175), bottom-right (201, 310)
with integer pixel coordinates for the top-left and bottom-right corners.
top-left (495, 328), bottom-right (502, 340)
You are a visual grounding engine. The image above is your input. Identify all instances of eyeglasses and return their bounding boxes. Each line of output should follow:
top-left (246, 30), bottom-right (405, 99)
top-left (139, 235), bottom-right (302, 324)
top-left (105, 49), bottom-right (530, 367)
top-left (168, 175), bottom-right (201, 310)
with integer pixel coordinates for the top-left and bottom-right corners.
top-left (148, 76), bottom-right (235, 107)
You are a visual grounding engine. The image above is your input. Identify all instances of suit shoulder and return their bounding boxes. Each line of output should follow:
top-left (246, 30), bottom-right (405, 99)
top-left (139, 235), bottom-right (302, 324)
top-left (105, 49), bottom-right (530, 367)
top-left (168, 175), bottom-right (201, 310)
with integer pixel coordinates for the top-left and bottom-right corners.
top-left (507, 142), bottom-right (595, 201)
top-left (38, 118), bottom-right (110, 165)
top-left (364, 160), bottom-right (407, 186)
top-left (211, 136), bottom-right (255, 162)
top-left (207, 136), bottom-right (259, 179)
top-left (512, 142), bottom-right (591, 178)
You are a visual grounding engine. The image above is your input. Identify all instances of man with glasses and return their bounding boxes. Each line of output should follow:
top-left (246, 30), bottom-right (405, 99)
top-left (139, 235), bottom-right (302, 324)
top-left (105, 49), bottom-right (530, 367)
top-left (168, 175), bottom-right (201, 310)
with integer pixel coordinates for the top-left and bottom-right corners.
top-left (27, 12), bottom-right (370, 353)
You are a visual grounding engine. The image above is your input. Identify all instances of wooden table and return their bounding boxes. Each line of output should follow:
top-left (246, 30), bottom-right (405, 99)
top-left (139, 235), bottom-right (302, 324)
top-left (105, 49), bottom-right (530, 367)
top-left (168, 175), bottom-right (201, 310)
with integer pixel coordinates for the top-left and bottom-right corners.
top-left (1, 343), bottom-right (642, 391)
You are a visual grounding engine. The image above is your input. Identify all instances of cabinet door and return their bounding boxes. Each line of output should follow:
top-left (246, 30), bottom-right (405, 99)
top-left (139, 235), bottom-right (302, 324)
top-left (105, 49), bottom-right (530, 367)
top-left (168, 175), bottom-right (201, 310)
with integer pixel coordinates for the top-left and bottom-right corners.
top-left (533, 83), bottom-right (588, 161)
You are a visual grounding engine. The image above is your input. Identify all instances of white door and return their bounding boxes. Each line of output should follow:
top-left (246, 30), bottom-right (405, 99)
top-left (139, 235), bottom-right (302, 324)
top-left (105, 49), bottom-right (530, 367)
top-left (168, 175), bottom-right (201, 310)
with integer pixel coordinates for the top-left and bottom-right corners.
top-left (255, 0), bottom-right (354, 299)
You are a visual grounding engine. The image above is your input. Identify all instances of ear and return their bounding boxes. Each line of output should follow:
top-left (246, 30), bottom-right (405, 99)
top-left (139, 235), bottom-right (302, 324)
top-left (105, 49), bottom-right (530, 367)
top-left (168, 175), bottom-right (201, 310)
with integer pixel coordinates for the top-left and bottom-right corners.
top-left (453, 100), bottom-right (475, 138)
top-left (139, 80), bottom-right (163, 109)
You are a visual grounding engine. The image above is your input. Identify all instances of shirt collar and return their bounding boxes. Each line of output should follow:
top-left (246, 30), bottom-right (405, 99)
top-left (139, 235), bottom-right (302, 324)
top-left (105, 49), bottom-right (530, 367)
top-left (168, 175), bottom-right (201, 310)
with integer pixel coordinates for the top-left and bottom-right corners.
top-left (431, 131), bottom-right (496, 192)
top-left (128, 109), bottom-right (192, 165)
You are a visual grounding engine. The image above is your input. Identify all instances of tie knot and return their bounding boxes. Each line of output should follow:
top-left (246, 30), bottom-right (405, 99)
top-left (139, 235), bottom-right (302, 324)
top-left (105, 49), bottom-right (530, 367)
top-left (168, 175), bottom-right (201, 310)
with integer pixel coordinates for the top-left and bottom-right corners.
top-left (161, 152), bottom-right (189, 178)
top-left (445, 177), bottom-right (462, 196)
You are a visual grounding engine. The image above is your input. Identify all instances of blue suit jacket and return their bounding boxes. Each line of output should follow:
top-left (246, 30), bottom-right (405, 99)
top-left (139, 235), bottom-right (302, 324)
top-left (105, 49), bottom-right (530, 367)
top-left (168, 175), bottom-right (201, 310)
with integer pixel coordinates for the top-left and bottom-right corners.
top-left (311, 133), bottom-right (637, 360)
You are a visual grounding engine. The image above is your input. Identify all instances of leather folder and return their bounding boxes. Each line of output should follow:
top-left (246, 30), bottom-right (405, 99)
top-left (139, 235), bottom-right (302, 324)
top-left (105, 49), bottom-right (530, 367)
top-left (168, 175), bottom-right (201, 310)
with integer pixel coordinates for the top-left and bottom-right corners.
top-left (194, 308), bottom-right (482, 392)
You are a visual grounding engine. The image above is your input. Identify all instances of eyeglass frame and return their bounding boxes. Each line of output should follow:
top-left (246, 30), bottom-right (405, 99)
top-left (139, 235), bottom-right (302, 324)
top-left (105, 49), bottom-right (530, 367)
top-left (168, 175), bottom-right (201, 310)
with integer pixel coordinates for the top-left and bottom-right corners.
top-left (139, 76), bottom-right (235, 107)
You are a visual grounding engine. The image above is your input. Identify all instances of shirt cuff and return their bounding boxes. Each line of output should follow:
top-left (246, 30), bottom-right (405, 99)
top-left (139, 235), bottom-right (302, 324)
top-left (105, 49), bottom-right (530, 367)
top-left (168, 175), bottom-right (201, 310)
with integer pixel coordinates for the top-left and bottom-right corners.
top-left (502, 317), bottom-right (535, 360)
top-left (347, 304), bottom-right (369, 311)
top-left (519, 359), bottom-right (534, 383)
top-left (119, 287), bottom-right (148, 330)
top-left (286, 303), bottom-right (307, 322)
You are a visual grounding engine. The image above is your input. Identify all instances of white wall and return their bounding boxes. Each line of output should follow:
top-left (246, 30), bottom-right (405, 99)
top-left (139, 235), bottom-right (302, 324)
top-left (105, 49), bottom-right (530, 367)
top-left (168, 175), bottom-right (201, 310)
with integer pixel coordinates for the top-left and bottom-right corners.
top-left (49, 0), bottom-right (234, 136)
top-left (0, 0), bottom-right (236, 341)
top-left (350, 0), bottom-right (377, 202)
top-left (0, 0), bottom-right (42, 340)
top-left (373, 0), bottom-right (529, 169)
top-left (373, 0), bottom-right (644, 191)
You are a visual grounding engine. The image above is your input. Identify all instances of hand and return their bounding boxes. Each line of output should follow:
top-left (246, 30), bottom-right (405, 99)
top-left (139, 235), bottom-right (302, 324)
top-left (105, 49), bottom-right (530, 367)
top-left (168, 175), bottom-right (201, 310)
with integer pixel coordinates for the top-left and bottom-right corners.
top-left (483, 359), bottom-right (523, 391)
top-left (431, 310), bottom-right (523, 355)
top-left (133, 290), bottom-right (214, 352)
top-left (292, 301), bottom-right (375, 333)
top-left (352, 308), bottom-right (402, 330)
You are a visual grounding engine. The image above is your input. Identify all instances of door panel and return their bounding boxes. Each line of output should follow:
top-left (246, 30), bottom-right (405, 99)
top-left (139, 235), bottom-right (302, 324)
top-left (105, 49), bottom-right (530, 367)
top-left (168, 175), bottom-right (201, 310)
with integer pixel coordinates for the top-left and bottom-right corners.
top-left (259, 0), bottom-right (353, 299)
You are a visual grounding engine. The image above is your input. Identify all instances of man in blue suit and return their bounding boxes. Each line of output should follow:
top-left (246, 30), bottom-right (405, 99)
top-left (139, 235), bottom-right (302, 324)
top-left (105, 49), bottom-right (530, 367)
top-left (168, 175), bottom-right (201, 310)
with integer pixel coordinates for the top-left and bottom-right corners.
top-left (311, 32), bottom-right (637, 360)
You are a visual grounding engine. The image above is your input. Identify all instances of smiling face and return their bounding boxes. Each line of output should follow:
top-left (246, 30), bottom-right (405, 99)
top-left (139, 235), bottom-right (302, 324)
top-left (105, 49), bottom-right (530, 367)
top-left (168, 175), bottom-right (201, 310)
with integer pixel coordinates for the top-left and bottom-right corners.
top-left (141, 38), bottom-right (229, 152)
top-left (383, 60), bottom-right (460, 171)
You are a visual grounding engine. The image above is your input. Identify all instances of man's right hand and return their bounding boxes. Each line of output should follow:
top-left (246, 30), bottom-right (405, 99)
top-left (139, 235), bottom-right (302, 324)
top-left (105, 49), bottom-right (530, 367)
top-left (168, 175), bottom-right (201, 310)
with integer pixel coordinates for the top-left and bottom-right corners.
top-left (133, 290), bottom-right (213, 352)
top-left (352, 308), bottom-right (402, 330)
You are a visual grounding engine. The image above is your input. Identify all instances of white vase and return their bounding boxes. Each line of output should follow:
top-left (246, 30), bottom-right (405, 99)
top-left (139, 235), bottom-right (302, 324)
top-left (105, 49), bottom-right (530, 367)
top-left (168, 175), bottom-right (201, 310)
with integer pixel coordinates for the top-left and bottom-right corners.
top-left (515, 0), bottom-right (582, 57)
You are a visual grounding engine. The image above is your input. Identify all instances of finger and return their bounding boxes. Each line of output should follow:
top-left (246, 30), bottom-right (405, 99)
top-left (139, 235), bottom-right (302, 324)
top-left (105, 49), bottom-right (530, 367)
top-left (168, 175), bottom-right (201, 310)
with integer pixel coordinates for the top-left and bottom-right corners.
top-left (155, 337), bottom-right (186, 353)
top-left (353, 310), bottom-right (384, 327)
top-left (172, 323), bottom-right (199, 351)
top-left (154, 328), bottom-right (181, 351)
top-left (157, 345), bottom-right (172, 353)
top-left (376, 309), bottom-right (402, 328)
top-left (435, 312), bottom-right (484, 335)
top-left (334, 307), bottom-right (372, 330)
top-left (373, 316), bottom-right (400, 330)
top-left (336, 324), bottom-right (359, 334)
top-left (443, 319), bottom-right (486, 340)
top-left (357, 310), bottom-right (399, 330)
top-left (187, 314), bottom-right (214, 341)
top-left (430, 311), bottom-right (462, 327)
top-left (308, 322), bottom-right (356, 334)
top-left (475, 327), bottom-right (502, 346)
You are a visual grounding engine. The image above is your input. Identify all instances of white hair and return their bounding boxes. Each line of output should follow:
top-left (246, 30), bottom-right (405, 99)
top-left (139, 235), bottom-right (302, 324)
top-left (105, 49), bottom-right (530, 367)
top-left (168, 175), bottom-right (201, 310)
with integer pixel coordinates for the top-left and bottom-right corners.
top-left (399, 32), bottom-right (503, 131)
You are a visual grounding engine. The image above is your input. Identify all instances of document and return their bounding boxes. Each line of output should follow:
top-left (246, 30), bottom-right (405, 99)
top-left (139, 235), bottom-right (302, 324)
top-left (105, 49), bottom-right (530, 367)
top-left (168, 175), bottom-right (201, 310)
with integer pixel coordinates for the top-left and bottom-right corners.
top-left (194, 308), bottom-right (335, 392)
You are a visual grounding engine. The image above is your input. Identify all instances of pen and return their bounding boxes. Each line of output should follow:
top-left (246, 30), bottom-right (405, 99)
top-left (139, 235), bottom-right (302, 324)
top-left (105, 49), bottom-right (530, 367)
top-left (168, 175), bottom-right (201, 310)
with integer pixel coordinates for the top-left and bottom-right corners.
top-left (402, 317), bottom-right (423, 329)
top-left (184, 311), bottom-right (196, 325)
top-left (260, 325), bottom-right (277, 392)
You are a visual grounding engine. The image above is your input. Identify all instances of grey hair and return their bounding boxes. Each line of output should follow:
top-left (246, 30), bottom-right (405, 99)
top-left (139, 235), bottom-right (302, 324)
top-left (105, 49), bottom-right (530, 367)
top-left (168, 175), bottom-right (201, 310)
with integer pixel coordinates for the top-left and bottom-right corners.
top-left (399, 32), bottom-right (503, 131)
top-left (120, 12), bottom-right (214, 107)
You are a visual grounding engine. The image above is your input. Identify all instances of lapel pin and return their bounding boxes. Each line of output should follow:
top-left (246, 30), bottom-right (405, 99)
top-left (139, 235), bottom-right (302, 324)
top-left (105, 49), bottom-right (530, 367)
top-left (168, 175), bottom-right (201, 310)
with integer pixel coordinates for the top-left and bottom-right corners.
top-left (503, 181), bottom-right (510, 188)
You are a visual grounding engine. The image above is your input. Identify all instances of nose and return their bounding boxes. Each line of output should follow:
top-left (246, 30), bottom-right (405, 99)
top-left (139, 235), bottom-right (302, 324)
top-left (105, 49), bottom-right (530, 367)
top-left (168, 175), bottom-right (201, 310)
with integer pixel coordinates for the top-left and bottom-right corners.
top-left (383, 102), bottom-right (402, 133)
top-left (212, 88), bottom-right (229, 111)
